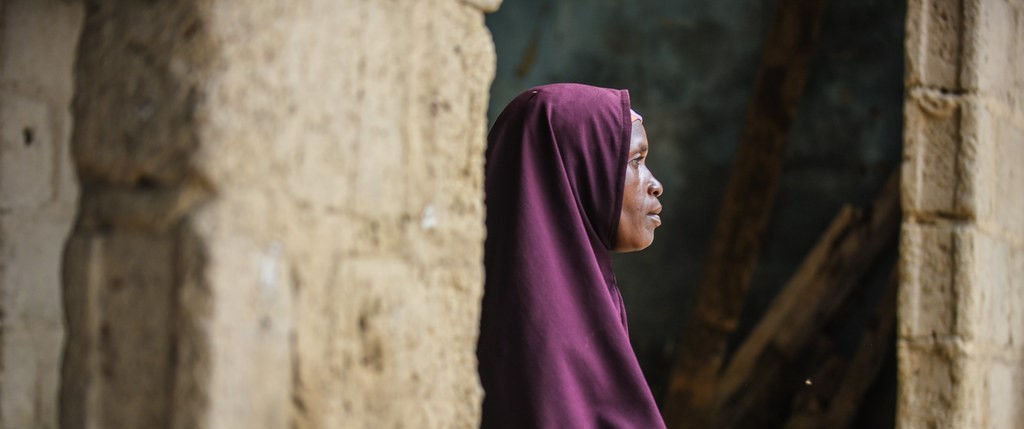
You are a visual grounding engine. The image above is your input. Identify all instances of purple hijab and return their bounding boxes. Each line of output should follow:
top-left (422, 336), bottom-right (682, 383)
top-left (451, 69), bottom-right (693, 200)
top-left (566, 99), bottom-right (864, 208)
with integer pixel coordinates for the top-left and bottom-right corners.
top-left (478, 83), bottom-right (666, 428)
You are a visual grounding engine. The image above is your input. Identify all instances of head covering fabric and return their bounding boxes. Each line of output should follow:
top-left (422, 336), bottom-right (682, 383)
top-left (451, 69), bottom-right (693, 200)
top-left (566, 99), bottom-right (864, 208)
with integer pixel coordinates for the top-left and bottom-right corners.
top-left (478, 83), bottom-right (666, 429)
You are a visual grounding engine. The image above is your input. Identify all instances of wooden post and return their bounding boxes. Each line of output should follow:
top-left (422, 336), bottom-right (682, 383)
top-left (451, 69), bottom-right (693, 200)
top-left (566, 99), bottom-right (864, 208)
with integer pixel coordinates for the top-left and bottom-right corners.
top-left (663, 1), bottom-right (830, 426)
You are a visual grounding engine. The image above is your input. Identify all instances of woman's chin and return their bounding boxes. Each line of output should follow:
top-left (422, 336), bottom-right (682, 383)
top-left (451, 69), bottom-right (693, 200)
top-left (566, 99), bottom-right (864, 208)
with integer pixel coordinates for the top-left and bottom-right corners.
top-left (614, 236), bottom-right (654, 253)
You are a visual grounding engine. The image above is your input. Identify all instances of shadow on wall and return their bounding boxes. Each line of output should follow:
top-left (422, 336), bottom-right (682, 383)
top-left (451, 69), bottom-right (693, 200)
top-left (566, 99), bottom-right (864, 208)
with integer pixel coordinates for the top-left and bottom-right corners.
top-left (486, 0), bottom-right (905, 424)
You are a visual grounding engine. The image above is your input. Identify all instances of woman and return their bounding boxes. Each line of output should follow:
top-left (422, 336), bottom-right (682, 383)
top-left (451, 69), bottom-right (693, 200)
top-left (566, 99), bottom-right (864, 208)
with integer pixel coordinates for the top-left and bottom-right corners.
top-left (478, 83), bottom-right (666, 428)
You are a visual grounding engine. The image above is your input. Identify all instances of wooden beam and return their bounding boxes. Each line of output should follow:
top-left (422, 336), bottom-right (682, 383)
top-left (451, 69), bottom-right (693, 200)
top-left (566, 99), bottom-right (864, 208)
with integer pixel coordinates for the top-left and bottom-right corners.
top-left (782, 268), bottom-right (897, 429)
top-left (710, 172), bottom-right (900, 429)
top-left (663, 0), bottom-right (830, 426)
top-left (819, 269), bottom-right (898, 429)
top-left (782, 355), bottom-right (849, 429)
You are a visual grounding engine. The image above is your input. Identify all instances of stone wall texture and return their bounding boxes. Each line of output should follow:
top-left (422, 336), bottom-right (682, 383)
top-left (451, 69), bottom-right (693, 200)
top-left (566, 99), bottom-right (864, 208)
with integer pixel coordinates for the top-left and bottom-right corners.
top-left (0, 1), bottom-right (83, 428)
top-left (59, 1), bottom-right (499, 428)
top-left (900, 0), bottom-right (1024, 428)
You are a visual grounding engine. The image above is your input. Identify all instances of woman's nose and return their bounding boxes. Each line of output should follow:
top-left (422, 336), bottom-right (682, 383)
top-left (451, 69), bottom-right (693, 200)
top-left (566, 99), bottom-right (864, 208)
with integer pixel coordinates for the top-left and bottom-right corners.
top-left (649, 175), bottom-right (663, 197)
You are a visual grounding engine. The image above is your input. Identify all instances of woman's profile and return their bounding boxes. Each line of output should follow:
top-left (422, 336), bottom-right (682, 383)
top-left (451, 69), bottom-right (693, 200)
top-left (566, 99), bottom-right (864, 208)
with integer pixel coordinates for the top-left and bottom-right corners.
top-left (478, 83), bottom-right (666, 428)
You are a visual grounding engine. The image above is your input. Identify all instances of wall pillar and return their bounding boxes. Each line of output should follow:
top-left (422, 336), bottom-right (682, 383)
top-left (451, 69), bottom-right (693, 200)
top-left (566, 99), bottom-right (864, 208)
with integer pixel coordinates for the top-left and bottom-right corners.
top-left (900, 0), bottom-right (1024, 427)
top-left (61, 1), bottom-right (499, 428)
top-left (0, 1), bottom-right (83, 428)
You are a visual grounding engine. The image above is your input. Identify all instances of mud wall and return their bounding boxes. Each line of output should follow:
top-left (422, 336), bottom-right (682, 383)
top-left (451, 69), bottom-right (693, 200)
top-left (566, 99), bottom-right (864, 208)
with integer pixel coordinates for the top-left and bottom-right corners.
top-left (0, 1), bottom-right (83, 428)
top-left (55, 1), bottom-right (499, 428)
top-left (900, 0), bottom-right (1024, 427)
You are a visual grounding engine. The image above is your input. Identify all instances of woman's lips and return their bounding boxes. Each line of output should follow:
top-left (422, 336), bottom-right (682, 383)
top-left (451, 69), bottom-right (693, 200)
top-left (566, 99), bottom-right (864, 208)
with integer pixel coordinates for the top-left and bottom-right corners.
top-left (647, 205), bottom-right (663, 226)
top-left (647, 203), bottom-right (663, 225)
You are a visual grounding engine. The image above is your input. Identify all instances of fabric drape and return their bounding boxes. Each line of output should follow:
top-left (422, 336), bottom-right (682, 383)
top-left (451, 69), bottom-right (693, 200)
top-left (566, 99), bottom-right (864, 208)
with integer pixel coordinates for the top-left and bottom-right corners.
top-left (478, 83), bottom-right (666, 429)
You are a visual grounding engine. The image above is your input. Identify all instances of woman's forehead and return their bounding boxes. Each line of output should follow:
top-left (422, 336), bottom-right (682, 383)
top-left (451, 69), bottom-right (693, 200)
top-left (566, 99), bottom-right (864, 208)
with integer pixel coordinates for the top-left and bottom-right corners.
top-left (631, 121), bottom-right (648, 151)
top-left (630, 108), bottom-right (643, 124)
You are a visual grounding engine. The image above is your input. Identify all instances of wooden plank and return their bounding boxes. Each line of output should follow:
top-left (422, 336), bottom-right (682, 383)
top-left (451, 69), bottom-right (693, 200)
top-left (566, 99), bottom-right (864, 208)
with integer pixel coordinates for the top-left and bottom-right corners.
top-left (782, 268), bottom-right (898, 429)
top-left (783, 355), bottom-right (848, 429)
top-left (819, 269), bottom-right (898, 429)
top-left (662, 0), bottom-right (830, 426)
top-left (734, 337), bottom-right (841, 429)
top-left (710, 171), bottom-right (900, 429)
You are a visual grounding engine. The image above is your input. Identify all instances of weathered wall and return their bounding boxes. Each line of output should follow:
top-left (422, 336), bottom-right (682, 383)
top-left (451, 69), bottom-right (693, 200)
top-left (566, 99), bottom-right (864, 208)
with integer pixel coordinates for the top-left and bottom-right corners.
top-left (900, 0), bottom-right (1024, 427)
top-left (0, 1), bottom-right (83, 428)
top-left (61, 1), bottom-right (498, 428)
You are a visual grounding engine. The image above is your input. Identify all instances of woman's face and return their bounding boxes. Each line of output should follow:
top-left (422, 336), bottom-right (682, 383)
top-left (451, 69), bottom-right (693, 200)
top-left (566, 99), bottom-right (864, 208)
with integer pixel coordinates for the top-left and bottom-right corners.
top-left (615, 121), bottom-right (664, 253)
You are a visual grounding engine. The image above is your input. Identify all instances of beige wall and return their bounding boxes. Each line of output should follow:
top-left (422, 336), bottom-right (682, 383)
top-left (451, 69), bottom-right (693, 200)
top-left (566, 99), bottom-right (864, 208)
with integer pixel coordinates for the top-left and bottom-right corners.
top-left (0, 1), bottom-right (83, 428)
top-left (901, 0), bottom-right (1024, 427)
top-left (58, 0), bottom-right (499, 428)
